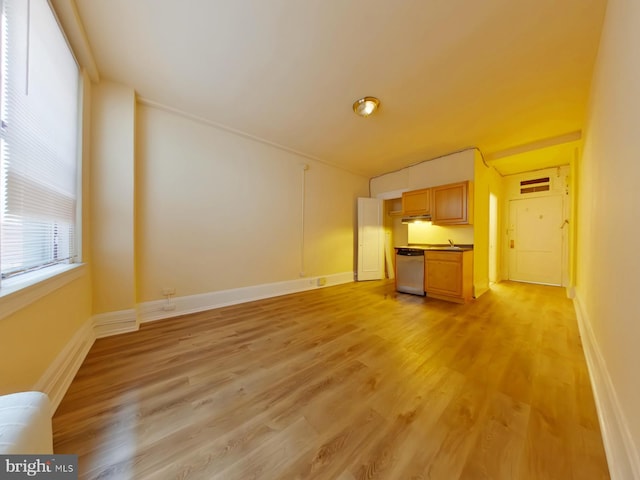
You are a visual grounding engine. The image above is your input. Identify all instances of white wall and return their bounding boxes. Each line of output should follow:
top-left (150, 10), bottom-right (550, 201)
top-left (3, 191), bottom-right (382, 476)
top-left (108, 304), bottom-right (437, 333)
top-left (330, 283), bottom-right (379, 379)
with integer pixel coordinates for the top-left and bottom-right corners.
top-left (135, 104), bottom-right (368, 302)
top-left (370, 149), bottom-right (475, 197)
top-left (303, 160), bottom-right (368, 278)
top-left (577, 0), bottom-right (640, 476)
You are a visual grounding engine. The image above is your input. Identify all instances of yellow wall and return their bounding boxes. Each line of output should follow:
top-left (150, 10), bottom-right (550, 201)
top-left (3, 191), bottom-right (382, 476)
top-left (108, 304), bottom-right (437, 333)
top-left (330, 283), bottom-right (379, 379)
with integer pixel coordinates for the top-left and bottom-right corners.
top-left (407, 224), bottom-right (474, 245)
top-left (577, 0), bottom-right (640, 467)
top-left (568, 147), bottom-right (580, 288)
top-left (488, 161), bottom-right (504, 284)
top-left (90, 82), bottom-right (136, 314)
top-left (0, 274), bottom-right (92, 394)
top-left (472, 151), bottom-right (502, 297)
top-left (473, 153), bottom-right (490, 297)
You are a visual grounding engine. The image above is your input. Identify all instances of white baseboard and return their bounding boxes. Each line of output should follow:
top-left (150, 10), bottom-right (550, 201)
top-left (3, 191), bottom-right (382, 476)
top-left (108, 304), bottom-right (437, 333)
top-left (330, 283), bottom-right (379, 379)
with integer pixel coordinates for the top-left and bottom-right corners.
top-left (33, 319), bottom-right (95, 415)
top-left (573, 293), bottom-right (640, 480)
top-left (92, 309), bottom-right (138, 338)
top-left (139, 272), bottom-right (354, 324)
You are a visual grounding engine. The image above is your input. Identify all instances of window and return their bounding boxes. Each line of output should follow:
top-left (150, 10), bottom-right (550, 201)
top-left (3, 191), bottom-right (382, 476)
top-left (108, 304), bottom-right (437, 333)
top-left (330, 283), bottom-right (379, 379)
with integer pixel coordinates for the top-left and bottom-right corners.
top-left (0, 0), bottom-right (80, 285)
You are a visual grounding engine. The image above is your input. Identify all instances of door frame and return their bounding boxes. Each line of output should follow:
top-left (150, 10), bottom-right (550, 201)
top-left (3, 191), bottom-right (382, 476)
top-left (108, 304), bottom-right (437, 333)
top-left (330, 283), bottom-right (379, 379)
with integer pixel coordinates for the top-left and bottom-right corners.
top-left (507, 194), bottom-right (566, 285)
top-left (357, 197), bottom-right (385, 281)
top-left (501, 167), bottom-right (571, 287)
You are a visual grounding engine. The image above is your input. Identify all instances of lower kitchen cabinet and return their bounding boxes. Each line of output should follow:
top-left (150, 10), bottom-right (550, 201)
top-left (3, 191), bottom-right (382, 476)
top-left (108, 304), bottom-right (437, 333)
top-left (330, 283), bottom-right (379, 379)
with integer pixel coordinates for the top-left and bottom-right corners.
top-left (424, 250), bottom-right (473, 303)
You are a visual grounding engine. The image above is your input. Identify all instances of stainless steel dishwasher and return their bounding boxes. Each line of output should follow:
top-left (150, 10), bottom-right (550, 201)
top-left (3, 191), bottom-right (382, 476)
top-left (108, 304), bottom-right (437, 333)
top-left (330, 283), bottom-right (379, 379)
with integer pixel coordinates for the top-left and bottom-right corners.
top-left (395, 248), bottom-right (426, 296)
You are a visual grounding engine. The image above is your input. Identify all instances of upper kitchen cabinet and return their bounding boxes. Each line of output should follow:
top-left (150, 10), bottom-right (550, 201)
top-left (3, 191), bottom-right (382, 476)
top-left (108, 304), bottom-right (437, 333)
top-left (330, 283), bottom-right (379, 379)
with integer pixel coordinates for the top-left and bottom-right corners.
top-left (402, 188), bottom-right (431, 215)
top-left (432, 181), bottom-right (474, 225)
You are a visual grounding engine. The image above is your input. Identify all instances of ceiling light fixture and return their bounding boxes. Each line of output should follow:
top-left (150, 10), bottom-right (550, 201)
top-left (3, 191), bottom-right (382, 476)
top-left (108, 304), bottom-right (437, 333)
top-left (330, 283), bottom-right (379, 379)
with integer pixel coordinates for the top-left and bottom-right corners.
top-left (352, 96), bottom-right (380, 117)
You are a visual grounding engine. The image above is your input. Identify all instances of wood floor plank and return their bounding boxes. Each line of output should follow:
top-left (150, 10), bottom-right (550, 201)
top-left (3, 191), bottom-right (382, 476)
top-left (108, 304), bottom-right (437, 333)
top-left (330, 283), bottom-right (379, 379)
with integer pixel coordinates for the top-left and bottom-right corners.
top-left (351, 367), bottom-right (467, 479)
top-left (414, 379), bottom-right (492, 479)
top-left (287, 408), bottom-right (388, 480)
top-left (53, 279), bottom-right (610, 479)
top-left (458, 390), bottom-right (530, 479)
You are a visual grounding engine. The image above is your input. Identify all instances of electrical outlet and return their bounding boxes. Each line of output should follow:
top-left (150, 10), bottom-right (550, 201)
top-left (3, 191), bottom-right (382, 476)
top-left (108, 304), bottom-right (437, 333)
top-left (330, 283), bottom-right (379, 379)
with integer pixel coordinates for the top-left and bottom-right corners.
top-left (162, 287), bottom-right (175, 296)
top-left (317, 277), bottom-right (327, 287)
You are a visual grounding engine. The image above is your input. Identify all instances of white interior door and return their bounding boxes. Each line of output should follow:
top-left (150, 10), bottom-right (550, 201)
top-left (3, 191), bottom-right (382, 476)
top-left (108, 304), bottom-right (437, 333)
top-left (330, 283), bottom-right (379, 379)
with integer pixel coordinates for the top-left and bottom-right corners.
top-left (508, 195), bottom-right (564, 285)
top-left (357, 197), bottom-right (384, 281)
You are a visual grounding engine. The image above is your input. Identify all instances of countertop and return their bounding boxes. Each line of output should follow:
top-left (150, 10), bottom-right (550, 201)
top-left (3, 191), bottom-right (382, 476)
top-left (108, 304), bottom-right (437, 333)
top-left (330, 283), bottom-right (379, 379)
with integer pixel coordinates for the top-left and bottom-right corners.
top-left (395, 244), bottom-right (474, 251)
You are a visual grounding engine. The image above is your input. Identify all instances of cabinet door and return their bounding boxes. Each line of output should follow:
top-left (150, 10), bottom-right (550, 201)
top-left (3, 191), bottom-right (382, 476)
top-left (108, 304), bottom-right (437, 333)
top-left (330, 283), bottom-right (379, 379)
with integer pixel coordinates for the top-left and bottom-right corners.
top-left (402, 188), bottom-right (431, 215)
top-left (425, 252), bottom-right (463, 297)
top-left (432, 181), bottom-right (472, 225)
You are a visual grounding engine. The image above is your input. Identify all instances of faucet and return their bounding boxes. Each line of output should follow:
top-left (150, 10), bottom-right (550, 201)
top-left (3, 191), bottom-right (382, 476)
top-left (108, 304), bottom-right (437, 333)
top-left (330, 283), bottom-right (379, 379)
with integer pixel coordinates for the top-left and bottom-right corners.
top-left (448, 239), bottom-right (455, 247)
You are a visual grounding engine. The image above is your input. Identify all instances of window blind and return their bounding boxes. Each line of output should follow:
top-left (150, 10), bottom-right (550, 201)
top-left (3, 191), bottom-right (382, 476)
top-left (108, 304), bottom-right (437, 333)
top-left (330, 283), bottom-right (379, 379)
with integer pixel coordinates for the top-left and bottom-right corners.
top-left (0, 0), bottom-right (79, 280)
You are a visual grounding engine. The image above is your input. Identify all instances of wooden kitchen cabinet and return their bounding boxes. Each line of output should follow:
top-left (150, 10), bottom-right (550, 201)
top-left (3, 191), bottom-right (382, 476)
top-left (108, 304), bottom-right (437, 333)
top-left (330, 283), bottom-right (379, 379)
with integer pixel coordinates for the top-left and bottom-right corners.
top-left (432, 181), bottom-right (473, 225)
top-left (402, 188), bottom-right (431, 215)
top-left (424, 250), bottom-right (473, 303)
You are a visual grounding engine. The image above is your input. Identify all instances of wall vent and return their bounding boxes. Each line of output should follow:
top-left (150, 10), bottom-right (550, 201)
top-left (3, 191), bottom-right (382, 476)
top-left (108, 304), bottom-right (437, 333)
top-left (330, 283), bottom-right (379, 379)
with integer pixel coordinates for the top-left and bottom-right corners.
top-left (520, 177), bottom-right (550, 194)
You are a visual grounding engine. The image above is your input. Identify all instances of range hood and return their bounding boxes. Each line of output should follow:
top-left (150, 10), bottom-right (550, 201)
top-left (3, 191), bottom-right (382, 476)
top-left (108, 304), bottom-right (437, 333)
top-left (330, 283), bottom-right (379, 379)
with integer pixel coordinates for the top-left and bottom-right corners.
top-left (401, 214), bottom-right (432, 224)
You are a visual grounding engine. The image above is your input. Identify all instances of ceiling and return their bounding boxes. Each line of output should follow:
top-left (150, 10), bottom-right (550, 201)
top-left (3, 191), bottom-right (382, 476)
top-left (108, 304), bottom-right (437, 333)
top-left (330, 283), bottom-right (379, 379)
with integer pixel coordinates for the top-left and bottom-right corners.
top-left (72, 0), bottom-right (608, 178)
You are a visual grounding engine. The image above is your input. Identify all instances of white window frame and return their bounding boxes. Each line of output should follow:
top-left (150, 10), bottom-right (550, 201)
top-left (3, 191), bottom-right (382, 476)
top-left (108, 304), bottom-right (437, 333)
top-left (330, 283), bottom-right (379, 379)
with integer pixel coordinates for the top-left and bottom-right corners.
top-left (0, 0), bottom-right (85, 319)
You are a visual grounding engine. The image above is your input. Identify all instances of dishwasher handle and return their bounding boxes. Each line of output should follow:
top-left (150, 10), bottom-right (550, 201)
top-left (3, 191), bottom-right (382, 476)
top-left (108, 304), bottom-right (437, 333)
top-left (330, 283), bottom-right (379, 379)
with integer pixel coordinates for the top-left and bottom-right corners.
top-left (396, 248), bottom-right (425, 256)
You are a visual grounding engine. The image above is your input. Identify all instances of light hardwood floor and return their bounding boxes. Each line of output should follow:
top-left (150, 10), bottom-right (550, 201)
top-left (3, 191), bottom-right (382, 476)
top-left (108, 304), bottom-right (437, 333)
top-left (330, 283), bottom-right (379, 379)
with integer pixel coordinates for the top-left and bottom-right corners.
top-left (53, 280), bottom-right (610, 479)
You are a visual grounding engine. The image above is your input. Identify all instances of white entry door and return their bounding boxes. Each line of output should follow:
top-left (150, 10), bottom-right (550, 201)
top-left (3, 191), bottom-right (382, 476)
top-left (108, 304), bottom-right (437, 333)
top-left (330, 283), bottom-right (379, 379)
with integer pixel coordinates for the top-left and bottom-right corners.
top-left (357, 197), bottom-right (384, 281)
top-left (508, 195), bottom-right (564, 285)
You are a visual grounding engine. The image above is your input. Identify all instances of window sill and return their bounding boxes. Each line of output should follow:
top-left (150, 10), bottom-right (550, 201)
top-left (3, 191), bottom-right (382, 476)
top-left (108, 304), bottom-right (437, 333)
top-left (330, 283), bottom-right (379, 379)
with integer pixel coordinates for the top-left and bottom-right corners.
top-left (0, 263), bottom-right (87, 321)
